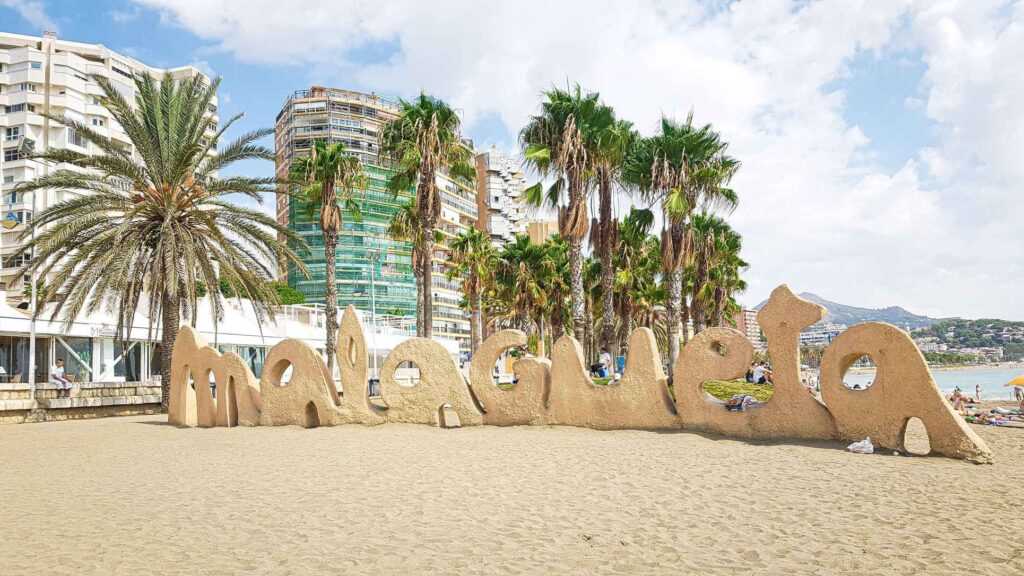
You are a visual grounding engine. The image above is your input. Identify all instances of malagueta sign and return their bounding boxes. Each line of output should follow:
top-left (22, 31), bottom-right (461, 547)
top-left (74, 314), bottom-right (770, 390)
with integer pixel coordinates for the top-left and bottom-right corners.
top-left (168, 285), bottom-right (992, 463)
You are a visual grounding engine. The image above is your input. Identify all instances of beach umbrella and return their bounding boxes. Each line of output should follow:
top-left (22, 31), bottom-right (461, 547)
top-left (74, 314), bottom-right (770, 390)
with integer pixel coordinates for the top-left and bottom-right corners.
top-left (1005, 375), bottom-right (1024, 387)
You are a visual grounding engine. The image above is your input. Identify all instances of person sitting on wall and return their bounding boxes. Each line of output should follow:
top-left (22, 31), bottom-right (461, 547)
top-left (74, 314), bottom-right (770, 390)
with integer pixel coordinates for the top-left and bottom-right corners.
top-left (50, 358), bottom-right (74, 398)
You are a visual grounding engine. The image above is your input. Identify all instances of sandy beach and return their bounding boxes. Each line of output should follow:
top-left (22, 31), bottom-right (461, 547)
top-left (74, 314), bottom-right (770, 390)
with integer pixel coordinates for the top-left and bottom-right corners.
top-left (1, 415), bottom-right (1022, 575)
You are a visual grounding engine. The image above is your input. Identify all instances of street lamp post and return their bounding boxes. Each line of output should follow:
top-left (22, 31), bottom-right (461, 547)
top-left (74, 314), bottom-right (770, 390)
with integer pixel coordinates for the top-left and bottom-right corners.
top-left (27, 32), bottom-right (55, 406)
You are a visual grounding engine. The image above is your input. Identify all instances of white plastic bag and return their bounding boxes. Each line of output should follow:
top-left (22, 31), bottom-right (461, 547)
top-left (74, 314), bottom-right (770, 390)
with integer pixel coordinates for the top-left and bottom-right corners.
top-left (847, 437), bottom-right (874, 454)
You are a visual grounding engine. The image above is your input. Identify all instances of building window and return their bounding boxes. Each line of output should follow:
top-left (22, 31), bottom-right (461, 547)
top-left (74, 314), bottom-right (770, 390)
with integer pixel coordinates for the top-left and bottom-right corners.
top-left (30, 61), bottom-right (41, 70)
top-left (4, 149), bottom-right (22, 162)
top-left (114, 341), bottom-right (142, 381)
top-left (111, 66), bottom-right (132, 79)
top-left (4, 127), bottom-right (19, 141)
top-left (54, 337), bottom-right (93, 382)
top-left (90, 96), bottom-right (102, 105)
top-left (18, 83), bottom-right (37, 92)
top-left (91, 118), bottom-right (105, 127)
top-left (67, 128), bottom-right (86, 148)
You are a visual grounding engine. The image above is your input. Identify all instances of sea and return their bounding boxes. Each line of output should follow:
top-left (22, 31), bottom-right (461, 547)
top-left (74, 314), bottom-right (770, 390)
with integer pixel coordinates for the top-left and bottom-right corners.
top-left (842, 365), bottom-right (1022, 400)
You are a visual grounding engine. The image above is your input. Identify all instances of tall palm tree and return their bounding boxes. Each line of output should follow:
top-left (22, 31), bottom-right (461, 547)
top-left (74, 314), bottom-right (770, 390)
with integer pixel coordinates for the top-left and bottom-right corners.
top-left (289, 141), bottom-right (365, 377)
top-left (592, 118), bottom-right (636, 372)
top-left (13, 71), bottom-right (306, 408)
top-left (622, 113), bottom-right (739, 370)
top-left (446, 227), bottom-right (497, 353)
top-left (521, 85), bottom-right (614, 340)
top-left (379, 93), bottom-right (475, 338)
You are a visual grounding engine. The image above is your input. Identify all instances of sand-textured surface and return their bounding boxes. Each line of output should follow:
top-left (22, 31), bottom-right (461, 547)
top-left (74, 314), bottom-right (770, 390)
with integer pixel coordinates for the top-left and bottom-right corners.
top-left (1, 416), bottom-right (1021, 575)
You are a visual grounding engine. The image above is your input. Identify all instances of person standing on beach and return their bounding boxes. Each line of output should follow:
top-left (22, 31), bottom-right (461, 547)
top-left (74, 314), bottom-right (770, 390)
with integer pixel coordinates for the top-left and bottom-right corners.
top-left (975, 384), bottom-right (982, 403)
top-left (1015, 385), bottom-right (1024, 404)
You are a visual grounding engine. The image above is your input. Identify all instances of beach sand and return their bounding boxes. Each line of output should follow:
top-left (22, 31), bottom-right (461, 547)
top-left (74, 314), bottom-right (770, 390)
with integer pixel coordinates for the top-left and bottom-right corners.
top-left (1, 415), bottom-right (1022, 575)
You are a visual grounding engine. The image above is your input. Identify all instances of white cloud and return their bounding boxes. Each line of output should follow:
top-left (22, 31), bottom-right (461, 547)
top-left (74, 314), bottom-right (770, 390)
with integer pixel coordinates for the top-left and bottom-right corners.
top-left (111, 7), bottom-right (142, 23)
top-left (133, 0), bottom-right (1024, 320)
top-left (1, 0), bottom-right (58, 32)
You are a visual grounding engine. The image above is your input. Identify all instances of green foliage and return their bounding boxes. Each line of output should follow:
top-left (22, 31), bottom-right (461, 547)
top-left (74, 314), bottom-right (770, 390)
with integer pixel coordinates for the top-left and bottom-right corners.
top-left (924, 351), bottom-right (980, 365)
top-left (702, 379), bottom-right (775, 402)
top-left (13, 70), bottom-right (306, 338)
top-left (271, 281), bottom-right (305, 305)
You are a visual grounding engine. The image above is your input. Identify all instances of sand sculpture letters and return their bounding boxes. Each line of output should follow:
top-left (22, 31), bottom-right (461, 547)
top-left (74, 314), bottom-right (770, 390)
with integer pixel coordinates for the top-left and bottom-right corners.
top-left (168, 287), bottom-right (993, 463)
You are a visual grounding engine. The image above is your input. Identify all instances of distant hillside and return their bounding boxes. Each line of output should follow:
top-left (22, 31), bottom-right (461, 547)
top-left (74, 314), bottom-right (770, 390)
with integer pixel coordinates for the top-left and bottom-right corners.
top-left (916, 318), bottom-right (1024, 360)
top-left (755, 292), bottom-right (939, 329)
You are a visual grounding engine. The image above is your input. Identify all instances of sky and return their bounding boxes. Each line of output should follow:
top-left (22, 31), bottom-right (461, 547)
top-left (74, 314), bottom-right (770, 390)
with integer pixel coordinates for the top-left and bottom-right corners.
top-left (2, 0), bottom-right (1022, 321)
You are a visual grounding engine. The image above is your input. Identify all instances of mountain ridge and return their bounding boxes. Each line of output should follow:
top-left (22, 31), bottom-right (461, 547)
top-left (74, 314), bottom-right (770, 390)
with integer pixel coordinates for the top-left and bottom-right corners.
top-left (754, 292), bottom-right (940, 329)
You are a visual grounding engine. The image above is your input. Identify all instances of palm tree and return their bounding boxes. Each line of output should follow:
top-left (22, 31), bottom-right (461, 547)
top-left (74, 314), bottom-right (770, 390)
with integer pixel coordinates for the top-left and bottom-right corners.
top-left (689, 213), bottom-right (747, 330)
top-left (379, 93), bottom-right (475, 338)
top-left (446, 227), bottom-right (497, 353)
top-left (622, 113), bottom-right (739, 370)
top-left (289, 141), bottom-right (365, 377)
top-left (388, 199), bottom-right (441, 336)
top-left (613, 207), bottom-right (657, 341)
top-left (521, 85), bottom-right (614, 340)
top-left (13, 71), bottom-right (306, 409)
top-left (593, 118), bottom-right (636, 372)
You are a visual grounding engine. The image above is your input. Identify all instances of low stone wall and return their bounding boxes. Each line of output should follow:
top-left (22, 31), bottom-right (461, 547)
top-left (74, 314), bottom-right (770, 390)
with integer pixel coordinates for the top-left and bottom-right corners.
top-left (0, 381), bottom-right (161, 424)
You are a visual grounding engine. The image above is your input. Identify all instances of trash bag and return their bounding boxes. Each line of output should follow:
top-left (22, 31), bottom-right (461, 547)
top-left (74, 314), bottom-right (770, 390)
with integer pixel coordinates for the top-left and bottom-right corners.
top-left (847, 437), bottom-right (874, 454)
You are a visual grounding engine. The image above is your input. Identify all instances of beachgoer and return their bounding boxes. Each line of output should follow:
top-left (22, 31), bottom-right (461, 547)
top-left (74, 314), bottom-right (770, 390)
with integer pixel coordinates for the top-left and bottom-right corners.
top-left (975, 384), bottom-right (981, 402)
top-left (598, 349), bottom-right (612, 378)
top-left (752, 364), bottom-right (766, 385)
top-left (1014, 385), bottom-right (1024, 403)
top-left (50, 358), bottom-right (73, 398)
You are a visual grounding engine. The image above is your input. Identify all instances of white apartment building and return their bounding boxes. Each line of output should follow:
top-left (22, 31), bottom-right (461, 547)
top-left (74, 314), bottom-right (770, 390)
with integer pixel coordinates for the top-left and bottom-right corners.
top-left (475, 145), bottom-right (526, 247)
top-left (0, 31), bottom-right (215, 292)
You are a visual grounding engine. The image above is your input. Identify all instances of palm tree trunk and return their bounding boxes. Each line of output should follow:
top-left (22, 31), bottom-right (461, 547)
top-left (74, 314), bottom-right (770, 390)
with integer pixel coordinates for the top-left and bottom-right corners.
top-left (666, 269), bottom-right (682, 373)
top-left (421, 222), bottom-right (434, 339)
top-left (160, 293), bottom-right (180, 412)
top-left (681, 299), bottom-right (691, 344)
top-left (568, 237), bottom-right (585, 341)
top-left (598, 171), bottom-right (616, 374)
top-left (414, 249), bottom-right (424, 337)
top-left (323, 227), bottom-right (339, 379)
top-left (470, 287), bottom-right (482, 354)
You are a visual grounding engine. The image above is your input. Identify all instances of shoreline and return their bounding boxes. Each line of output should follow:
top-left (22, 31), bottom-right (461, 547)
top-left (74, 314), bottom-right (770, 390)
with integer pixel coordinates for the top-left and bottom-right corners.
top-left (847, 362), bottom-right (1024, 374)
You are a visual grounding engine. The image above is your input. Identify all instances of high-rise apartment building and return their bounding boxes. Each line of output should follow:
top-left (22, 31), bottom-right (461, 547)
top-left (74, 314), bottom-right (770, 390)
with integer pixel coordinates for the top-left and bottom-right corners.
top-left (0, 32), bottom-right (215, 291)
top-left (275, 87), bottom-right (417, 319)
top-left (475, 145), bottom-right (526, 247)
top-left (275, 86), bottom-right (476, 350)
top-left (733, 309), bottom-right (766, 352)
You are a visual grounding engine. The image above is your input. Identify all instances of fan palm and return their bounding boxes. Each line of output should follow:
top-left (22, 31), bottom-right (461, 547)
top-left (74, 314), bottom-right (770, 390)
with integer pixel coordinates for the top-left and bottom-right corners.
top-left (13, 71), bottom-right (306, 408)
top-left (447, 227), bottom-right (497, 353)
top-left (388, 199), bottom-right (442, 336)
top-left (289, 140), bottom-right (365, 377)
top-left (379, 93), bottom-right (475, 338)
top-left (521, 84), bottom-right (614, 341)
top-left (690, 213), bottom-right (747, 329)
top-left (623, 113), bottom-right (739, 370)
